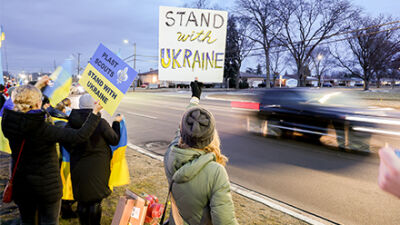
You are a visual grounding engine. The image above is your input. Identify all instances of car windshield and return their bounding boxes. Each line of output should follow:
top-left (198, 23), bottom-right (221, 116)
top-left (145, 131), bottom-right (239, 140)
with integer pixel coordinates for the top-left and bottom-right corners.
top-left (304, 91), bottom-right (364, 107)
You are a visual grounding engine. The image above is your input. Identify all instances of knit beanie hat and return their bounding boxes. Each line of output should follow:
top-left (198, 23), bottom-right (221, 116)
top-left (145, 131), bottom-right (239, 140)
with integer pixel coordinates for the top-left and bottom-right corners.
top-left (180, 107), bottom-right (215, 149)
top-left (79, 94), bottom-right (95, 109)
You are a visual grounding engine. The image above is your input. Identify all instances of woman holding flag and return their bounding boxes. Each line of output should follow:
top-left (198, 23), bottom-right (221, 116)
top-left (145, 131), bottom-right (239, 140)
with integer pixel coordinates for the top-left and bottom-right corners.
top-left (1, 77), bottom-right (103, 225)
top-left (63, 93), bottom-right (122, 225)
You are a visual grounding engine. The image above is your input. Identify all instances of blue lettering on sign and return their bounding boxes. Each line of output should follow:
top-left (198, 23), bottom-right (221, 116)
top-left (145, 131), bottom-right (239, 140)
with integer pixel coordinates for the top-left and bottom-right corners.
top-left (89, 43), bottom-right (138, 94)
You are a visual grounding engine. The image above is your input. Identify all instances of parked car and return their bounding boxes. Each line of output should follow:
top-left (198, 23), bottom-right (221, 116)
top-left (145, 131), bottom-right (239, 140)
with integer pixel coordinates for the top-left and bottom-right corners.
top-left (322, 82), bottom-right (333, 87)
top-left (245, 89), bottom-right (400, 152)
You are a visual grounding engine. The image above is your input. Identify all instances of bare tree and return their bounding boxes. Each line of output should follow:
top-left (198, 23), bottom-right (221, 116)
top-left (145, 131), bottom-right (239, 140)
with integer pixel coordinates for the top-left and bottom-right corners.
top-left (372, 27), bottom-right (400, 88)
top-left (269, 46), bottom-right (286, 87)
top-left (236, 0), bottom-right (283, 88)
top-left (224, 16), bottom-right (254, 88)
top-left (332, 15), bottom-right (400, 90)
top-left (386, 52), bottom-right (400, 88)
top-left (276, 0), bottom-right (356, 86)
top-left (184, 0), bottom-right (209, 8)
top-left (310, 46), bottom-right (332, 86)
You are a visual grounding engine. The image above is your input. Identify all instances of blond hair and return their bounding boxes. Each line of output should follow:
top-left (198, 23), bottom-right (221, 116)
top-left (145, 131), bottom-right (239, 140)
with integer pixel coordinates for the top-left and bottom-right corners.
top-left (13, 85), bottom-right (42, 113)
top-left (179, 130), bottom-right (228, 166)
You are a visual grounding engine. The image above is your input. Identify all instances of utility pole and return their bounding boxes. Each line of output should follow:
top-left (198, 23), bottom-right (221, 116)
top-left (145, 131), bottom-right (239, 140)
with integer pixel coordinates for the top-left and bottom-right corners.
top-left (77, 53), bottom-right (81, 76)
top-left (133, 43), bottom-right (137, 90)
top-left (53, 59), bottom-right (57, 70)
top-left (133, 43), bottom-right (136, 70)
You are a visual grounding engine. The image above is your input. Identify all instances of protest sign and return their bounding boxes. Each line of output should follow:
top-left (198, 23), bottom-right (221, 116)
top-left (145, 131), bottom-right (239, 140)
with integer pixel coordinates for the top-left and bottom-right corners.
top-left (79, 43), bottom-right (137, 115)
top-left (159, 6), bottom-right (228, 83)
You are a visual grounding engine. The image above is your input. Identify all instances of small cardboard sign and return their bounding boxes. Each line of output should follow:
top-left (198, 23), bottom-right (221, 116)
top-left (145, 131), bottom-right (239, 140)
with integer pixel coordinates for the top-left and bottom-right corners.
top-left (79, 43), bottom-right (137, 115)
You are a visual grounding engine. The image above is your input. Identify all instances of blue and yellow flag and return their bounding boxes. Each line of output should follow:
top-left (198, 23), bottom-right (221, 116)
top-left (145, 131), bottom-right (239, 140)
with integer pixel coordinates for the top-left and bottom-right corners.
top-left (43, 58), bottom-right (73, 106)
top-left (60, 146), bottom-right (74, 200)
top-left (109, 119), bottom-right (130, 190)
top-left (61, 119), bottom-right (130, 200)
top-left (0, 25), bottom-right (5, 85)
top-left (0, 117), bottom-right (11, 154)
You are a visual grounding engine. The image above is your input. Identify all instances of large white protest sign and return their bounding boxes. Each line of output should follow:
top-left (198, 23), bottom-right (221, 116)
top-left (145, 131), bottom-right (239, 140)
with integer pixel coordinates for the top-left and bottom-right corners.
top-left (159, 6), bottom-right (228, 83)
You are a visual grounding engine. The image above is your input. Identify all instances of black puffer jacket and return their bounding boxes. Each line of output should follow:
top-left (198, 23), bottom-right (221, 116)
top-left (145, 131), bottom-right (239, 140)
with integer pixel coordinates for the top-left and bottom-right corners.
top-left (1, 109), bottom-right (100, 204)
top-left (65, 109), bottom-right (120, 203)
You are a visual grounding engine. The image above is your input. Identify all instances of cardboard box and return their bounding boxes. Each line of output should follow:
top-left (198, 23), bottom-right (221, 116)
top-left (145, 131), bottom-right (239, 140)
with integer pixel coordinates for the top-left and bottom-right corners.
top-left (111, 196), bottom-right (135, 225)
top-left (111, 190), bottom-right (148, 225)
top-left (126, 190), bottom-right (148, 225)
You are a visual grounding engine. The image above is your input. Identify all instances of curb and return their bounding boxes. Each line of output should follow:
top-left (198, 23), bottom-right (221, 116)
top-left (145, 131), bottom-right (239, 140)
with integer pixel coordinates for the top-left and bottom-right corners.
top-left (126, 142), bottom-right (335, 225)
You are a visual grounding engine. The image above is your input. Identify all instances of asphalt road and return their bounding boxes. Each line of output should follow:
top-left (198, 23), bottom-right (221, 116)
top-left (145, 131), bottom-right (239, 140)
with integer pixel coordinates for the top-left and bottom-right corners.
top-left (111, 91), bottom-right (400, 225)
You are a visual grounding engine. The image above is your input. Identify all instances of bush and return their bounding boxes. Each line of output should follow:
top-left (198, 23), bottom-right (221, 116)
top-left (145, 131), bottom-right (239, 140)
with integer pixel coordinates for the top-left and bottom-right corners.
top-left (239, 81), bottom-right (249, 89)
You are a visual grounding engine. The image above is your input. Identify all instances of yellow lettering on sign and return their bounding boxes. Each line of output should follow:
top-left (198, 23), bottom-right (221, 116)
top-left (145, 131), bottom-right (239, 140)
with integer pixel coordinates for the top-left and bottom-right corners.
top-left (160, 49), bottom-right (171, 68)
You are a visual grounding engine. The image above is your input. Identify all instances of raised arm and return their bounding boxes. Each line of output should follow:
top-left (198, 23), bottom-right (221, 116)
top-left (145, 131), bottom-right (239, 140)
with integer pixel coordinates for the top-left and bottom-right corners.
top-left (43, 102), bottom-right (103, 144)
top-left (103, 117), bottom-right (122, 146)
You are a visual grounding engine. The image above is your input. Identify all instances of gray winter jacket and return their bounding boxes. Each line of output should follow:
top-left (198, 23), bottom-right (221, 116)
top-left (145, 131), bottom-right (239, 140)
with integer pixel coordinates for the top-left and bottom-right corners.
top-left (164, 102), bottom-right (238, 225)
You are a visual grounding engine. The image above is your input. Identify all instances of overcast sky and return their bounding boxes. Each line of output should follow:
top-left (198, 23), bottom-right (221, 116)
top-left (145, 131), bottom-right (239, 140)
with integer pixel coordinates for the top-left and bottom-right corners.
top-left (0, 0), bottom-right (399, 75)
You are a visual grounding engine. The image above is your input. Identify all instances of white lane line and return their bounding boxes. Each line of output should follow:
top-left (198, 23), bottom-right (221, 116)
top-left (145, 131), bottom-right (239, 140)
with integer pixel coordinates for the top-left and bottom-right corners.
top-left (127, 142), bottom-right (331, 225)
top-left (125, 111), bottom-right (157, 119)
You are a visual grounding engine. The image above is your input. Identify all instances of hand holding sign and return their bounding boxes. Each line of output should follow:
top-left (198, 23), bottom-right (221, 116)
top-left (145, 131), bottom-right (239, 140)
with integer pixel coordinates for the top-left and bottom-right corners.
top-left (35, 75), bottom-right (51, 89)
top-left (93, 101), bottom-right (103, 115)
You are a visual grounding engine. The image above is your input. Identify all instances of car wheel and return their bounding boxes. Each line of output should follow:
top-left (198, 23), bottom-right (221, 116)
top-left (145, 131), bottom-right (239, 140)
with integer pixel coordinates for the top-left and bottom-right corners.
top-left (346, 127), bottom-right (371, 152)
top-left (334, 122), bottom-right (370, 152)
top-left (309, 134), bottom-right (322, 143)
top-left (260, 119), bottom-right (283, 137)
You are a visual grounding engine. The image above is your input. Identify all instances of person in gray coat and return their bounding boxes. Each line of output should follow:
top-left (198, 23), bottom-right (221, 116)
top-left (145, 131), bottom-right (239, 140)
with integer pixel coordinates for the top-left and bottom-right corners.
top-left (164, 96), bottom-right (238, 225)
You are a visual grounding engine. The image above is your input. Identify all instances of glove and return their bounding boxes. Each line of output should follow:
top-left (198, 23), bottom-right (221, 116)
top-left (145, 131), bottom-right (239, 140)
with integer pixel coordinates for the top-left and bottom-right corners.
top-left (191, 81), bottom-right (202, 99)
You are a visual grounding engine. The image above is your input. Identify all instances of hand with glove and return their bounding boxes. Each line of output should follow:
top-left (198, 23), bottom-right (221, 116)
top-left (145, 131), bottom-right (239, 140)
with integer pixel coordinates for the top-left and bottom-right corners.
top-left (190, 77), bottom-right (202, 99)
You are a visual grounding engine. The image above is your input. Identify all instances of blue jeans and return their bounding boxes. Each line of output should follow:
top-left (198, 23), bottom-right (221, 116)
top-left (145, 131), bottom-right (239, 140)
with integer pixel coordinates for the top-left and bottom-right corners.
top-left (17, 199), bottom-right (61, 225)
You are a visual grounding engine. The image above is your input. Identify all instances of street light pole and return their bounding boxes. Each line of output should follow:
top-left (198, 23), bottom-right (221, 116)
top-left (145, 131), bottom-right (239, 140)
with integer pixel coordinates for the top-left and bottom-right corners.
top-left (133, 42), bottom-right (136, 70)
top-left (124, 39), bottom-right (137, 91)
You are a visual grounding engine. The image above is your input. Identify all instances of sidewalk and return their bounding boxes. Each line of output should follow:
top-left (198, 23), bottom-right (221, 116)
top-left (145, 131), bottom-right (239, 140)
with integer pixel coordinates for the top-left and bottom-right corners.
top-left (0, 149), bottom-right (308, 225)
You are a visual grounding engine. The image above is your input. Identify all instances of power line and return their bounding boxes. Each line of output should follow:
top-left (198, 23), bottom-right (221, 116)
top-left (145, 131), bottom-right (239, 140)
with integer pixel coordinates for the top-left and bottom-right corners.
top-left (126, 19), bottom-right (400, 61)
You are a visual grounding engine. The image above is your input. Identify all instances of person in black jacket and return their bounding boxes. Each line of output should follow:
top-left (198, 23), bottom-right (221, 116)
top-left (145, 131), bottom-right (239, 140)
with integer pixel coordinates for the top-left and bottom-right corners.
top-left (0, 84), bottom-right (6, 109)
top-left (64, 94), bottom-right (122, 225)
top-left (1, 82), bottom-right (102, 225)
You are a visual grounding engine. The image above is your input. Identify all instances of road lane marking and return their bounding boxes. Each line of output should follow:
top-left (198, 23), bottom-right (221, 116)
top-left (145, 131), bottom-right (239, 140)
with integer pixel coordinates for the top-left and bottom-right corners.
top-left (126, 141), bottom-right (336, 225)
top-left (125, 111), bottom-right (157, 119)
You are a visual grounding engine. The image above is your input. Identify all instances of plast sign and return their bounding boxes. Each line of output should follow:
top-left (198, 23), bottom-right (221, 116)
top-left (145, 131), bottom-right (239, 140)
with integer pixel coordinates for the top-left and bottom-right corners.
top-left (158, 6), bottom-right (228, 83)
top-left (79, 43), bottom-right (137, 115)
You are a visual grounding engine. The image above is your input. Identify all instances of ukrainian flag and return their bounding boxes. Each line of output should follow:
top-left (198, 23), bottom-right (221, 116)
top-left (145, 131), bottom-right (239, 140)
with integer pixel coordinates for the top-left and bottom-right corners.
top-left (43, 58), bottom-right (73, 106)
top-left (0, 117), bottom-right (11, 154)
top-left (0, 25), bottom-right (5, 85)
top-left (109, 119), bottom-right (130, 190)
top-left (0, 95), bottom-right (12, 154)
top-left (61, 119), bottom-right (130, 199)
top-left (60, 146), bottom-right (74, 200)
